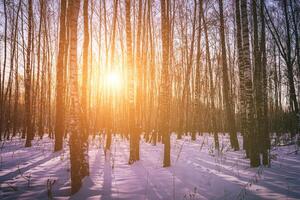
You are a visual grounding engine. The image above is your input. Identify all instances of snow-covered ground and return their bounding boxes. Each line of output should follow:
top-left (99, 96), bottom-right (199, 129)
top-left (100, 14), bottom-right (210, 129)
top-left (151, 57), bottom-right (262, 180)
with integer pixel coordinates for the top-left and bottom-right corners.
top-left (1, 133), bottom-right (300, 200)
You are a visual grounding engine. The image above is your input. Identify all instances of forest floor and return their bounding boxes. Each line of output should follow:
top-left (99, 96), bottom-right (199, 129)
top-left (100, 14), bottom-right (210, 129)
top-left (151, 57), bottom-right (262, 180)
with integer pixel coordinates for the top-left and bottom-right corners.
top-left (0, 133), bottom-right (300, 200)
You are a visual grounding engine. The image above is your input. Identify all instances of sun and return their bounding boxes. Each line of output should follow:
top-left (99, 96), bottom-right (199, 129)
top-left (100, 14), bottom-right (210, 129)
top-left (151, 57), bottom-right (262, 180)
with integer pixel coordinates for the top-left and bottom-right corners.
top-left (106, 70), bottom-right (122, 90)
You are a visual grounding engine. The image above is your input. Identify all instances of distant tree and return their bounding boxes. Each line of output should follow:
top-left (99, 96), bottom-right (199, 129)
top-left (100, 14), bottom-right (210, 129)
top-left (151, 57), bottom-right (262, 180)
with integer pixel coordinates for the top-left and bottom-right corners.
top-left (194, 0), bottom-right (203, 140)
top-left (13, 0), bottom-right (22, 138)
top-left (264, 0), bottom-right (299, 136)
top-left (105, 0), bottom-right (119, 151)
top-left (201, 0), bottom-right (219, 150)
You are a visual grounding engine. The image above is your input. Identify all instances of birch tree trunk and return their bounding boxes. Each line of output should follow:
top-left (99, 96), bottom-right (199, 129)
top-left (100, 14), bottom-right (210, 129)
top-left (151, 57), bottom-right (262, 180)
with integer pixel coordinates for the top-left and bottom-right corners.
top-left (160, 0), bottom-right (171, 167)
top-left (135, 0), bottom-right (143, 160)
top-left (235, 0), bottom-right (248, 155)
top-left (54, 0), bottom-right (67, 151)
top-left (240, 0), bottom-right (259, 167)
top-left (68, 0), bottom-right (88, 193)
top-left (125, 0), bottom-right (138, 164)
top-left (81, 0), bottom-right (90, 177)
top-left (260, 0), bottom-right (270, 165)
top-left (25, 0), bottom-right (33, 147)
top-left (218, 0), bottom-right (239, 151)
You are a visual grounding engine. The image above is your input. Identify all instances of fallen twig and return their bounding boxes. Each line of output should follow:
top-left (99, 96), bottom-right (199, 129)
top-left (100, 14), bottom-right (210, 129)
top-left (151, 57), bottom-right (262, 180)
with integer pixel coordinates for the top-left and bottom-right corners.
top-left (47, 178), bottom-right (56, 199)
